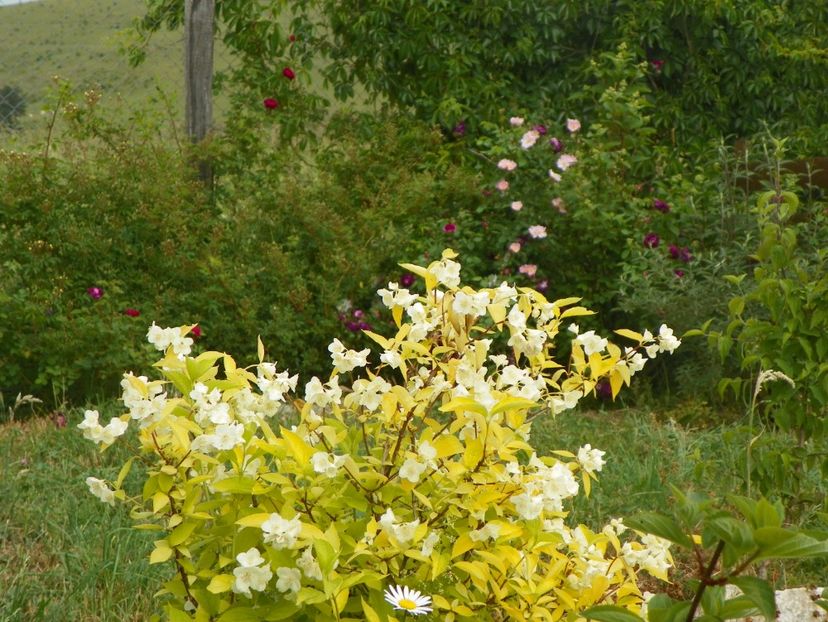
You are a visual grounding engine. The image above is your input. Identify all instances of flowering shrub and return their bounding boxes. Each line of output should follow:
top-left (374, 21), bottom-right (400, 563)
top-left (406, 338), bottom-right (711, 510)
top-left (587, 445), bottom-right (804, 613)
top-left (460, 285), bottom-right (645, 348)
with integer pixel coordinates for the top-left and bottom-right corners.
top-left (82, 251), bottom-right (682, 621)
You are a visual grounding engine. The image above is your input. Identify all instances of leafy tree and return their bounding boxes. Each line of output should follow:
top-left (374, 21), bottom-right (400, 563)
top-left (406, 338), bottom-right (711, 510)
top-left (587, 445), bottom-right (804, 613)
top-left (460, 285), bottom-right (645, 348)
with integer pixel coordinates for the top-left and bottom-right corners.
top-left (131, 1), bottom-right (828, 147)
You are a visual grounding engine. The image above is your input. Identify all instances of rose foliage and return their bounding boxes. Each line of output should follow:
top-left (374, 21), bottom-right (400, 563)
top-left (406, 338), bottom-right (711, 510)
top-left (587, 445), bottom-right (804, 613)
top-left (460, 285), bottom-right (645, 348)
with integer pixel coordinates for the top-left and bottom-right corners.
top-left (81, 251), bottom-right (682, 621)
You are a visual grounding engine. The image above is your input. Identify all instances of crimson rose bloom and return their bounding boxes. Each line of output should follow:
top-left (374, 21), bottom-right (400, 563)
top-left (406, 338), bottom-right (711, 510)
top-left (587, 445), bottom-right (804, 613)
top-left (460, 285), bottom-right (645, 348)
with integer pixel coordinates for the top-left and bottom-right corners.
top-left (263, 98), bottom-right (279, 110)
top-left (123, 308), bottom-right (141, 317)
top-left (282, 67), bottom-right (296, 80)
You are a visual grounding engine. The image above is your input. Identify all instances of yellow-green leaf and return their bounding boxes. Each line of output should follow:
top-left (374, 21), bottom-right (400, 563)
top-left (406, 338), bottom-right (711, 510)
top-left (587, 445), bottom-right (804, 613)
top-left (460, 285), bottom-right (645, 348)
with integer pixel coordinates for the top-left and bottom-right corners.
top-left (207, 573), bottom-right (234, 594)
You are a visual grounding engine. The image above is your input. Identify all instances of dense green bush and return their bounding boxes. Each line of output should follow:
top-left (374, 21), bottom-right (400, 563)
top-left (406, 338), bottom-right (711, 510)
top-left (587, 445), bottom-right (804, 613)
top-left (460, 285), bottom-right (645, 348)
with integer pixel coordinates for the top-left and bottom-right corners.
top-left (0, 89), bottom-right (480, 406)
top-left (134, 1), bottom-right (828, 147)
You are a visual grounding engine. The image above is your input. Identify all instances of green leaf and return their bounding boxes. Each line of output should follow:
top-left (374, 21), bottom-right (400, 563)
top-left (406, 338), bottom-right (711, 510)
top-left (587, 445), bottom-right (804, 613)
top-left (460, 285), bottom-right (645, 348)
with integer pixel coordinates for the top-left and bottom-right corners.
top-left (210, 477), bottom-right (256, 495)
top-left (580, 606), bottom-right (644, 621)
top-left (217, 607), bottom-right (263, 622)
top-left (729, 576), bottom-right (776, 620)
top-left (754, 528), bottom-right (828, 559)
top-left (165, 605), bottom-right (193, 622)
top-left (625, 512), bottom-right (694, 548)
top-left (206, 573), bottom-right (234, 594)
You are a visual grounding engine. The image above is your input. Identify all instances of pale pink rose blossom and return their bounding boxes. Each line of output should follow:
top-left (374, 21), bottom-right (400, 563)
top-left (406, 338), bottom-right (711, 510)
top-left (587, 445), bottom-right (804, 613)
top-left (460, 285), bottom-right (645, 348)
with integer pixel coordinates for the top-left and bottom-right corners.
top-left (508, 241), bottom-right (522, 253)
top-left (510, 116), bottom-right (524, 127)
top-left (548, 169), bottom-right (562, 182)
top-left (519, 264), bottom-right (538, 277)
top-left (552, 197), bottom-right (566, 213)
top-left (510, 201), bottom-right (524, 211)
top-left (496, 179), bottom-right (510, 192)
top-left (520, 130), bottom-right (540, 149)
top-left (528, 225), bottom-right (547, 239)
top-left (566, 118), bottom-right (581, 133)
top-left (557, 154), bottom-right (577, 171)
top-left (497, 158), bottom-right (517, 171)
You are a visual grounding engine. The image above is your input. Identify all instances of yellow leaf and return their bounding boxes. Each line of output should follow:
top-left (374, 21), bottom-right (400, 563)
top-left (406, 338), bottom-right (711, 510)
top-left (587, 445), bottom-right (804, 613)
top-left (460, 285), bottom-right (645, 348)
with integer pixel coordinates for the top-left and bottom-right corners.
top-left (335, 587), bottom-right (349, 613)
top-left (551, 296), bottom-right (582, 308)
top-left (257, 336), bottom-right (265, 363)
top-left (463, 438), bottom-right (484, 469)
top-left (614, 328), bottom-right (644, 342)
top-left (392, 305), bottom-right (404, 328)
top-left (559, 306), bottom-right (596, 319)
top-left (454, 560), bottom-right (489, 582)
top-left (361, 598), bottom-right (381, 622)
top-left (207, 573), bottom-right (234, 594)
top-left (281, 427), bottom-right (315, 464)
top-left (115, 457), bottom-right (135, 489)
top-left (487, 303), bottom-right (507, 327)
top-left (489, 396), bottom-right (536, 416)
top-left (169, 521), bottom-right (197, 546)
top-left (235, 513), bottom-right (273, 529)
top-left (609, 369), bottom-right (623, 398)
top-left (362, 330), bottom-right (390, 349)
top-left (152, 491), bottom-right (170, 514)
top-left (451, 534), bottom-right (475, 558)
top-left (150, 541), bottom-right (173, 564)
top-left (432, 434), bottom-right (463, 458)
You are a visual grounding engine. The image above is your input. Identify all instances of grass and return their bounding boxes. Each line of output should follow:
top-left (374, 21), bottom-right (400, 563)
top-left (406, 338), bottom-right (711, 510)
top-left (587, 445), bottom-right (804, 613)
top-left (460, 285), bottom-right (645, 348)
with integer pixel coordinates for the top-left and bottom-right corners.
top-left (1, 400), bottom-right (825, 621)
top-left (0, 407), bottom-right (166, 622)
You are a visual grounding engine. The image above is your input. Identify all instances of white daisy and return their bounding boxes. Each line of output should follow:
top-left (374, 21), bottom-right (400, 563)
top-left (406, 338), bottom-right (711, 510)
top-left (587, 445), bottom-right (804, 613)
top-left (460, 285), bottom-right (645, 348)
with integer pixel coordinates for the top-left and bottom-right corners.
top-left (384, 585), bottom-right (433, 615)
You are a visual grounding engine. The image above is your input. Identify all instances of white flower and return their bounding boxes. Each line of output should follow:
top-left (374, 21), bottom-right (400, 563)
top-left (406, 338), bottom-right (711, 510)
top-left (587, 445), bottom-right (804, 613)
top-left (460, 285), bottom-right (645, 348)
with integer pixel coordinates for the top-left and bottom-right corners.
top-left (567, 323), bottom-right (580, 336)
top-left (77, 409), bottom-right (101, 440)
top-left (86, 477), bottom-right (115, 506)
top-left (379, 508), bottom-right (420, 545)
top-left (497, 158), bottom-right (517, 171)
top-left (510, 200), bottom-right (524, 211)
top-left (512, 491), bottom-right (545, 520)
top-left (297, 546), bottom-right (323, 581)
top-left (380, 349), bottom-right (403, 369)
top-left (625, 347), bottom-right (647, 373)
top-left (257, 367), bottom-right (298, 403)
top-left (566, 118), bottom-right (581, 133)
top-left (417, 440), bottom-right (438, 467)
top-left (557, 154), bottom-right (577, 171)
top-left (275, 567), bottom-right (302, 594)
top-left (657, 324), bottom-right (681, 353)
top-left (328, 338), bottom-right (370, 374)
top-left (431, 259), bottom-right (461, 288)
top-left (509, 116), bottom-right (524, 127)
top-left (549, 169), bottom-right (562, 182)
top-left (311, 452), bottom-right (347, 478)
top-left (399, 457), bottom-right (427, 483)
top-left (304, 376), bottom-right (342, 409)
top-left (384, 585), bottom-right (433, 615)
top-left (469, 522), bottom-right (501, 542)
top-left (528, 225), bottom-right (547, 239)
top-left (232, 548), bottom-right (273, 597)
top-left (506, 305), bottom-right (526, 331)
top-left (576, 330), bottom-right (608, 356)
top-left (261, 513), bottom-right (302, 549)
top-left (550, 389), bottom-right (582, 414)
top-left (349, 376), bottom-right (393, 411)
top-left (212, 422), bottom-right (245, 450)
top-left (577, 444), bottom-right (606, 474)
top-left (645, 342), bottom-right (660, 358)
top-left (520, 129), bottom-right (540, 149)
top-left (420, 531), bottom-right (440, 556)
top-left (452, 290), bottom-right (490, 317)
top-left (378, 282), bottom-right (418, 309)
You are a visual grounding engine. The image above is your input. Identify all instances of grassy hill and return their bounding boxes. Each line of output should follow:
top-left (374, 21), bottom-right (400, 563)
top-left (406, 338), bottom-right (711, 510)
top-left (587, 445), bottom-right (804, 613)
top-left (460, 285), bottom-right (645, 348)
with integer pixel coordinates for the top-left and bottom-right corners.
top-left (0, 0), bottom-right (232, 135)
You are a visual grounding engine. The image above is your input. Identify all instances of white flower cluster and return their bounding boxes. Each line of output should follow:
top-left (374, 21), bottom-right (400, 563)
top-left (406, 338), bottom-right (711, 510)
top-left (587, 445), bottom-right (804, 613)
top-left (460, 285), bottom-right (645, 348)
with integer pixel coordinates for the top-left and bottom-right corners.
top-left (146, 323), bottom-right (193, 358)
top-left (622, 534), bottom-right (673, 577)
top-left (77, 410), bottom-right (128, 446)
top-left (511, 454), bottom-right (581, 520)
top-left (120, 374), bottom-right (167, 426)
top-left (379, 508), bottom-right (420, 546)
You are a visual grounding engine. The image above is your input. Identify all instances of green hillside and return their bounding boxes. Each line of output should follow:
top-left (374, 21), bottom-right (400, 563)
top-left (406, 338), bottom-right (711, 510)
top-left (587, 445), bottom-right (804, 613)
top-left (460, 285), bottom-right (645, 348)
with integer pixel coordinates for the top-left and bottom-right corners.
top-left (0, 0), bottom-right (227, 131)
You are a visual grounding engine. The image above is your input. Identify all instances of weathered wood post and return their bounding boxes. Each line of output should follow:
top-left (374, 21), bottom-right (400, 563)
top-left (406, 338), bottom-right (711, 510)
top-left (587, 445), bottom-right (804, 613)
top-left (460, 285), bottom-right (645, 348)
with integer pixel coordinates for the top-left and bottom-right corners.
top-left (185, 0), bottom-right (215, 186)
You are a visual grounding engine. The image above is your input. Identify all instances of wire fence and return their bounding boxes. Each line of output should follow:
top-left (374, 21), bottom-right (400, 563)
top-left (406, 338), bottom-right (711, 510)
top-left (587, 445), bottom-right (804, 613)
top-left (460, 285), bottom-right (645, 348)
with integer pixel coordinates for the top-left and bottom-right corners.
top-left (0, 0), bottom-right (233, 143)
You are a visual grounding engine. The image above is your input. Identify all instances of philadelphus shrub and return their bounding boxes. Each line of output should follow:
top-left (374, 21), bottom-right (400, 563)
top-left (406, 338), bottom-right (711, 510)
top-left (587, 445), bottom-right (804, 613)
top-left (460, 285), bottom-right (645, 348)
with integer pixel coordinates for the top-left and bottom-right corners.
top-left (82, 250), bottom-right (681, 622)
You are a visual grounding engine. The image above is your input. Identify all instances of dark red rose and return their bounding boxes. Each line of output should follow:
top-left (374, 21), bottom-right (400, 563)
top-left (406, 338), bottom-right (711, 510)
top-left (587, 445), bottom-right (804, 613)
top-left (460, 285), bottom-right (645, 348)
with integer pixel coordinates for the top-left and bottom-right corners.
top-left (282, 67), bottom-right (296, 80)
top-left (263, 98), bottom-right (279, 110)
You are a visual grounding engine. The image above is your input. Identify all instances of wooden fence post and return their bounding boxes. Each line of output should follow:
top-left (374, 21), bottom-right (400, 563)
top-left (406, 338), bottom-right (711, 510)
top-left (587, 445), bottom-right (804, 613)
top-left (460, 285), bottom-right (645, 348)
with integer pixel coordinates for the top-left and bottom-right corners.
top-left (185, 0), bottom-right (215, 185)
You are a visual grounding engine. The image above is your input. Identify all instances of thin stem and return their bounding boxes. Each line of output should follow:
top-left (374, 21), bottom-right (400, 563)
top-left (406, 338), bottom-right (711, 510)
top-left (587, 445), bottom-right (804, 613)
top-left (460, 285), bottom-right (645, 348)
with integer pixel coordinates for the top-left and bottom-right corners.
top-left (685, 540), bottom-right (726, 622)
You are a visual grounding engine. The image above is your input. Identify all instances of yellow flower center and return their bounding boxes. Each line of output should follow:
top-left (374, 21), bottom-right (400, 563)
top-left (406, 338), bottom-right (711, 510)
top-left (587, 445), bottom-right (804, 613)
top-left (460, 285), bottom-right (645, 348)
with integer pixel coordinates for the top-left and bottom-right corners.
top-left (398, 598), bottom-right (417, 610)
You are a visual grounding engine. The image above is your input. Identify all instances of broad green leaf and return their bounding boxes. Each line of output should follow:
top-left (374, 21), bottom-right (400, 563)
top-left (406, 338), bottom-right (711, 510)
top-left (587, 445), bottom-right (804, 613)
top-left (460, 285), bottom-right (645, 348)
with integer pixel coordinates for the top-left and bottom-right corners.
top-left (730, 576), bottom-right (776, 620)
top-left (210, 477), bottom-right (255, 495)
top-left (236, 513), bottom-right (272, 529)
top-left (625, 512), bottom-right (694, 548)
top-left (754, 528), bottom-right (828, 559)
top-left (165, 605), bottom-right (193, 622)
top-left (169, 520), bottom-right (198, 546)
top-left (217, 607), bottom-right (263, 621)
